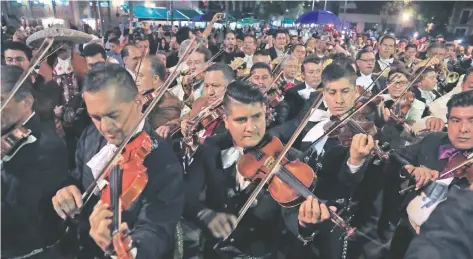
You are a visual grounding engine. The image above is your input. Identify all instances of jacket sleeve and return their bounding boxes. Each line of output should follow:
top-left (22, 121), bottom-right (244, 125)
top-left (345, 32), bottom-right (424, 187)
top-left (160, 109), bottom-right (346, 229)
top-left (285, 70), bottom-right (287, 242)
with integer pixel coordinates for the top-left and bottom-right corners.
top-left (133, 139), bottom-right (185, 259)
top-left (404, 188), bottom-right (473, 259)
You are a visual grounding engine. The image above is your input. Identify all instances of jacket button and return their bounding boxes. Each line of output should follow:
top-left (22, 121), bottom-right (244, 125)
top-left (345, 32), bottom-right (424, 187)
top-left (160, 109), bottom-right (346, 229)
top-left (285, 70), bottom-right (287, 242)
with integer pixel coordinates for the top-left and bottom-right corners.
top-left (230, 238), bottom-right (235, 242)
top-left (223, 204), bottom-right (228, 208)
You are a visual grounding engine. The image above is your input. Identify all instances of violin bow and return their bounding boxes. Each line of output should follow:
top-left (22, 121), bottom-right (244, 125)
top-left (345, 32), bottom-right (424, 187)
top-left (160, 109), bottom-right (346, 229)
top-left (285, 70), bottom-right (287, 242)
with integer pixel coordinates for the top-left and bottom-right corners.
top-left (299, 56), bottom-right (438, 161)
top-left (217, 92), bottom-right (325, 246)
top-left (1, 37), bottom-right (54, 111)
top-left (80, 35), bottom-right (203, 207)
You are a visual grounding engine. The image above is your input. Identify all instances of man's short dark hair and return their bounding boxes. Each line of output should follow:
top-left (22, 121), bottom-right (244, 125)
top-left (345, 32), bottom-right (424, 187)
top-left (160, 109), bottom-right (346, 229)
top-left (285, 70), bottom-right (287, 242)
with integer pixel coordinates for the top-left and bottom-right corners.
top-left (83, 43), bottom-right (106, 59)
top-left (445, 42), bottom-right (455, 48)
top-left (356, 49), bottom-right (374, 60)
top-left (292, 43), bottom-right (305, 52)
top-left (380, 35), bottom-right (396, 45)
top-left (3, 40), bottom-right (33, 61)
top-left (226, 31), bottom-right (236, 38)
top-left (250, 62), bottom-right (271, 75)
top-left (1, 65), bottom-right (33, 101)
top-left (206, 63), bottom-right (235, 85)
top-left (330, 53), bottom-right (356, 74)
top-left (447, 91), bottom-right (473, 118)
top-left (412, 66), bottom-right (436, 84)
top-left (427, 41), bottom-right (445, 53)
top-left (109, 37), bottom-right (120, 46)
top-left (121, 44), bottom-right (138, 59)
top-left (405, 43), bottom-right (417, 51)
top-left (254, 49), bottom-right (270, 57)
top-left (301, 56), bottom-right (322, 73)
top-left (244, 35), bottom-right (257, 44)
top-left (275, 29), bottom-right (286, 37)
top-left (83, 63), bottom-right (137, 102)
top-left (176, 26), bottom-right (192, 45)
top-left (321, 62), bottom-right (356, 87)
top-left (148, 56), bottom-right (166, 82)
top-left (387, 68), bottom-right (411, 82)
top-left (223, 81), bottom-right (267, 115)
top-left (195, 46), bottom-right (212, 62)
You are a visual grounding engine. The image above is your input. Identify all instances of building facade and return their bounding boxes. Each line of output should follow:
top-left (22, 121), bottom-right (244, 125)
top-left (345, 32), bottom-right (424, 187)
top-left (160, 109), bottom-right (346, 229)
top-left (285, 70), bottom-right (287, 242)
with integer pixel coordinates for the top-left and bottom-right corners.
top-left (448, 1), bottom-right (473, 37)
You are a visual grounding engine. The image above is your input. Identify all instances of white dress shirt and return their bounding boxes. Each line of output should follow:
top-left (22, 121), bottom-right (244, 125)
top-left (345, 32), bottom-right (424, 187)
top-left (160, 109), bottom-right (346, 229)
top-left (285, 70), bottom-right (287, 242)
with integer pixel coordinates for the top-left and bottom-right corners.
top-left (378, 57), bottom-right (394, 71)
top-left (418, 88), bottom-right (437, 106)
top-left (297, 83), bottom-right (317, 100)
top-left (244, 54), bottom-right (253, 68)
top-left (221, 146), bottom-right (251, 191)
top-left (356, 73), bottom-right (373, 89)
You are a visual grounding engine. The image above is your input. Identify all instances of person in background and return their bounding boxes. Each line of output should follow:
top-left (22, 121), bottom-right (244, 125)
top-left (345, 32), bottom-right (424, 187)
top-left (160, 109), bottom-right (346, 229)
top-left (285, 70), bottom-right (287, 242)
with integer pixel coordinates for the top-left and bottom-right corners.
top-left (107, 37), bottom-right (124, 66)
top-left (121, 44), bottom-right (141, 79)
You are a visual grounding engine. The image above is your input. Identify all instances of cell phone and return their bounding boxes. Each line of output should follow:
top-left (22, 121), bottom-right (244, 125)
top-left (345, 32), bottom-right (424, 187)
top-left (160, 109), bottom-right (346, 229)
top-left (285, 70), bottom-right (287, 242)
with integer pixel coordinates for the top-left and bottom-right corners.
top-left (218, 13), bottom-right (226, 20)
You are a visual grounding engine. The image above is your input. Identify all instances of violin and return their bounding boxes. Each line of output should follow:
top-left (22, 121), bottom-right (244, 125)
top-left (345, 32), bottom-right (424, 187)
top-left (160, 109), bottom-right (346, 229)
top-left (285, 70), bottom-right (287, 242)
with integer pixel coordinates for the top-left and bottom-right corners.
top-left (100, 131), bottom-right (152, 259)
top-left (389, 91), bottom-right (415, 124)
top-left (1, 126), bottom-right (32, 160)
top-left (216, 93), bottom-right (358, 248)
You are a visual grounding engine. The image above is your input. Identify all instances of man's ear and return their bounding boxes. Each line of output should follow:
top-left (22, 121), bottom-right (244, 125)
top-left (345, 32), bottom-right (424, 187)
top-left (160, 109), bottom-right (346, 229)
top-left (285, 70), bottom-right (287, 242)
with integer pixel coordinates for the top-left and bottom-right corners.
top-left (223, 114), bottom-right (229, 129)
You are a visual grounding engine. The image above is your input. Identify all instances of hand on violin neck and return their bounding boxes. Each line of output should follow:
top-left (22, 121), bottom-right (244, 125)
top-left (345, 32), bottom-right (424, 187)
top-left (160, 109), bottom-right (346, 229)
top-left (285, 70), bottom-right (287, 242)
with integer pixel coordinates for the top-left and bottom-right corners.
top-left (89, 200), bottom-right (130, 253)
top-left (298, 196), bottom-right (334, 227)
top-left (348, 134), bottom-right (375, 166)
top-left (404, 165), bottom-right (439, 189)
top-left (52, 185), bottom-right (83, 220)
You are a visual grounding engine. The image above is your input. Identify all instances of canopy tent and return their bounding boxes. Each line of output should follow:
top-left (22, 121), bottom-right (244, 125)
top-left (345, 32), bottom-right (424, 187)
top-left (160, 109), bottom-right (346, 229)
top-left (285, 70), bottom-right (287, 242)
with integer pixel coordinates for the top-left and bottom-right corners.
top-left (122, 5), bottom-right (201, 21)
top-left (282, 18), bottom-right (294, 24)
top-left (295, 10), bottom-right (341, 26)
top-left (239, 18), bottom-right (258, 24)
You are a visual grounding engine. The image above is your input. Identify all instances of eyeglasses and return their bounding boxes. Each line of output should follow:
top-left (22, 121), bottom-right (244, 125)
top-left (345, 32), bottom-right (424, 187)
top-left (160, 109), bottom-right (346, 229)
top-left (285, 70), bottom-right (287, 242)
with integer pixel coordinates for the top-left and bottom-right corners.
top-left (390, 81), bottom-right (409, 86)
top-left (5, 57), bottom-right (26, 63)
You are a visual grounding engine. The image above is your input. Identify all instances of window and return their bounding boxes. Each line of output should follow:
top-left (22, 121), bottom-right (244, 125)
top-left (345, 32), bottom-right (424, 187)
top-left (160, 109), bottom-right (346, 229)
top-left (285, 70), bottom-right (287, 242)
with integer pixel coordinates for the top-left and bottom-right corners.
top-left (459, 10), bottom-right (471, 25)
top-left (455, 28), bottom-right (467, 37)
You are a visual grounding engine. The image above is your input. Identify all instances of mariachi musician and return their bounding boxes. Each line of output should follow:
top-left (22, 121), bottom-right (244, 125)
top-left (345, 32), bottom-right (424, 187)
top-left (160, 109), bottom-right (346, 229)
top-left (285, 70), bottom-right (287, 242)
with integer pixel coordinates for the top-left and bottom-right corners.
top-left (51, 64), bottom-right (185, 258)
top-left (1, 65), bottom-right (70, 259)
top-left (387, 90), bottom-right (473, 258)
top-left (182, 81), bottom-right (332, 259)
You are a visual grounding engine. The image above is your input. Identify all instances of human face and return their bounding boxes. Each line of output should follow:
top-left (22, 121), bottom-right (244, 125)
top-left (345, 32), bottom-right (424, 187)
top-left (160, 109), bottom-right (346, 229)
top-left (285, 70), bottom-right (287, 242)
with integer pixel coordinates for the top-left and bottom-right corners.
top-left (293, 45), bottom-right (306, 64)
top-left (204, 71), bottom-right (227, 103)
top-left (398, 41), bottom-right (407, 52)
top-left (306, 38), bottom-right (316, 51)
top-left (427, 47), bottom-right (446, 60)
top-left (275, 33), bottom-right (287, 50)
top-left (170, 37), bottom-right (179, 51)
top-left (446, 46), bottom-right (456, 59)
top-left (303, 62), bottom-right (322, 88)
top-left (224, 33), bottom-right (236, 51)
top-left (253, 55), bottom-right (271, 66)
top-left (4, 49), bottom-right (30, 70)
top-left (379, 38), bottom-right (395, 59)
top-left (135, 59), bottom-right (157, 92)
top-left (0, 91), bottom-right (33, 133)
top-left (138, 40), bottom-right (150, 57)
top-left (250, 68), bottom-right (272, 91)
top-left (156, 53), bottom-right (167, 65)
top-left (461, 73), bottom-right (473, 92)
top-left (458, 46), bottom-right (465, 54)
top-left (283, 59), bottom-right (298, 80)
top-left (356, 52), bottom-right (375, 76)
top-left (224, 101), bottom-right (266, 148)
top-left (124, 46), bottom-right (141, 71)
top-left (110, 42), bottom-right (121, 55)
top-left (243, 36), bottom-right (257, 56)
top-left (84, 87), bottom-right (141, 146)
top-left (323, 78), bottom-right (357, 116)
top-left (447, 106), bottom-right (473, 151)
top-left (85, 53), bottom-right (106, 69)
top-left (316, 40), bottom-right (327, 53)
top-left (291, 36), bottom-right (299, 45)
top-left (387, 73), bottom-right (409, 99)
top-left (420, 71), bottom-right (438, 91)
top-left (405, 47), bottom-right (417, 60)
top-left (186, 52), bottom-right (205, 74)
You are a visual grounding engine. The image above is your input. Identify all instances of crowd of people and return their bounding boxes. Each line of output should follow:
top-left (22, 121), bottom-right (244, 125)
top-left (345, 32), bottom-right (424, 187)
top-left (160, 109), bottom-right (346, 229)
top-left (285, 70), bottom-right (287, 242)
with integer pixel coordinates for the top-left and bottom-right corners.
top-left (2, 13), bottom-right (473, 259)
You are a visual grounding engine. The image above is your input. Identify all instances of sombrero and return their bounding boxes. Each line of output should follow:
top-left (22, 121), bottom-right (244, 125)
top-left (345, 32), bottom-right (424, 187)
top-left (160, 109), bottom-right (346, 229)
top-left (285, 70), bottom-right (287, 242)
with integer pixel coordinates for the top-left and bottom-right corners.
top-left (26, 25), bottom-right (93, 48)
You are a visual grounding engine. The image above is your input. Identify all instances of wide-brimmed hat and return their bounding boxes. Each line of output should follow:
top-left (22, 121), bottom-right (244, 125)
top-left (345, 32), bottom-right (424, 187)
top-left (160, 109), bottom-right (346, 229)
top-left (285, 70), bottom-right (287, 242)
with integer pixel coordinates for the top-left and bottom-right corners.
top-left (26, 25), bottom-right (93, 48)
